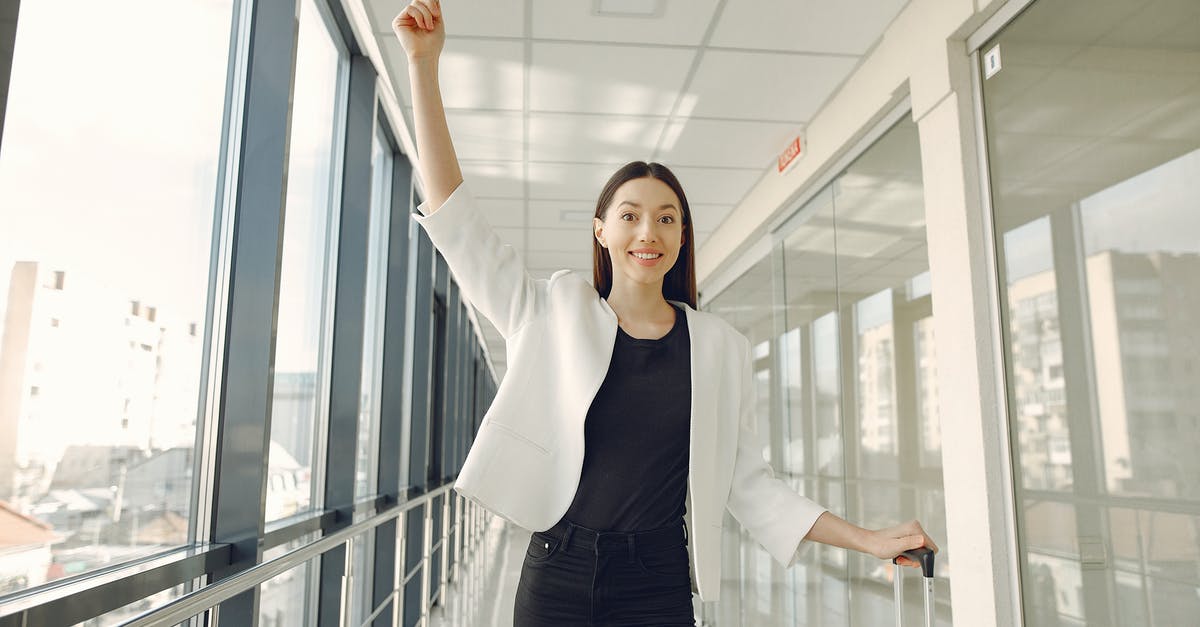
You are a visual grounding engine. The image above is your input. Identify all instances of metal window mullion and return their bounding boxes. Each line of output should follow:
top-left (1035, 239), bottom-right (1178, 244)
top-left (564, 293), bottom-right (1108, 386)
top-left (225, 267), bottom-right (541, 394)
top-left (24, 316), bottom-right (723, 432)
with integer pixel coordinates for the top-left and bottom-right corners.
top-left (206, 0), bottom-right (303, 623)
top-left (1047, 202), bottom-right (1119, 620)
top-left (403, 229), bottom-right (435, 627)
top-left (443, 280), bottom-right (461, 484)
top-left (372, 138), bottom-right (413, 627)
top-left (316, 52), bottom-right (378, 627)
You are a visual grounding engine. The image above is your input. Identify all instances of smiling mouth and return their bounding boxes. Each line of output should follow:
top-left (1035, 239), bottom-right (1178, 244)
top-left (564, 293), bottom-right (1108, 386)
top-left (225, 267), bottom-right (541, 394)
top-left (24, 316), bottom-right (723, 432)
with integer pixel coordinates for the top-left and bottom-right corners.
top-left (629, 252), bottom-right (664, 265)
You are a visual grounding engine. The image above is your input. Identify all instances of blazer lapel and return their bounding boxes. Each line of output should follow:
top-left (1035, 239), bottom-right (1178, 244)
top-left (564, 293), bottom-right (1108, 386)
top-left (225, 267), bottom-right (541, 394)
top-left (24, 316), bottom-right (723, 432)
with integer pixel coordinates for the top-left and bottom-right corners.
top-left (672, 302), bottom-right (719, 530)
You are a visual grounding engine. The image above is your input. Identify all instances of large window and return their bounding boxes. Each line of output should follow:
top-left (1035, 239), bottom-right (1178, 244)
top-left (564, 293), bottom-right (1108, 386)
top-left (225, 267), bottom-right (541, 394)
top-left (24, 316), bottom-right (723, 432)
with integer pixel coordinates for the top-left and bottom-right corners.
top-left (982, 0), bottom-right (1200, 624)
top-left (354, 125), bottom-right (394, 500)
top-left (0, 0), bottom-right (496, 622)
top-left (266, 0), bottom-right (348, 523)
top-left (705, 117), bottom-right (950, 626)
top-left (0, 0), bottom-right (233, 595)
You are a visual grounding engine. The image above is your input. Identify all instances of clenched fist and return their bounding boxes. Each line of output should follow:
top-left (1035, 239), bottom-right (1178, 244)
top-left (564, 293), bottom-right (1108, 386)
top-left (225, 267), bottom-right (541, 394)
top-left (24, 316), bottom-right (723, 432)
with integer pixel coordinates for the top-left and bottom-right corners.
top-left (392, 0), bottom-right (445, 61)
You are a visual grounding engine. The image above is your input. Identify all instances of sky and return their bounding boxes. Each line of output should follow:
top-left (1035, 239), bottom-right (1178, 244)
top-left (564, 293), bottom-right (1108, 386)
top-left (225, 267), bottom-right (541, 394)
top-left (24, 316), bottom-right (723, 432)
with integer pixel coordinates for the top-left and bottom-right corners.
top-left (0, 0), bottom-right (234, 328)
top-left (0, 0), bottom-right (353, 374)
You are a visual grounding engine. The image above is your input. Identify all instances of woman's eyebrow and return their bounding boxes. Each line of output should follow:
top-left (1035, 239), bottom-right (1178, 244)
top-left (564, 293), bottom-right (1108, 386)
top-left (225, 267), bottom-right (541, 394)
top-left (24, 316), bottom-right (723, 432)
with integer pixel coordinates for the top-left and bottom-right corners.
top-left (617, 200), bottom-right (679, 213)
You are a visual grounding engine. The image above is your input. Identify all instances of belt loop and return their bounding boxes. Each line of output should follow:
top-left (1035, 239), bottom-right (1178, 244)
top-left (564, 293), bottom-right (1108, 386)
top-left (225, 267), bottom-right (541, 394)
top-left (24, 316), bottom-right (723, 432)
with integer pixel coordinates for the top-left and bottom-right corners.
top-left (562, 523), bottom-right (575, 553)
top-left (627, 534), bottom-right (636, 562)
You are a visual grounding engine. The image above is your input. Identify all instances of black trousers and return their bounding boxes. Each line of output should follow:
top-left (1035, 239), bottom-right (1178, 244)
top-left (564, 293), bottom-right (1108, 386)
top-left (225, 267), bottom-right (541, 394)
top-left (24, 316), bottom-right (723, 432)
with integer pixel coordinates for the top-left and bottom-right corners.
top-left (513, 518), bottom-right (696, 626)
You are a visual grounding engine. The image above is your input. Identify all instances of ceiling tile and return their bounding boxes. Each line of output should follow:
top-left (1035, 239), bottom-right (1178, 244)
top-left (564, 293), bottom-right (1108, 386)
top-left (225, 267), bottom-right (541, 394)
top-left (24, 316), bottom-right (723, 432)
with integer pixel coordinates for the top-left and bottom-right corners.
top-left (460, 161), bottom-right (525, 198)
top-left (657, 118), bottom-right (800, 168)
top-left (687, 50), bottom-right (858, 120)
top-left (528, 199), bottom-right (597, 229)
top-left (530, 42), bottom-right (695, 115)
top-left (531, 0), bottom-right (720, 46)
top-left (383, 38), bottom-right (525, 110)
top-left (529, 113), bottom-right (666, 164)
top-left (439, 110), bottom-right (524, 161)
top-left (524, 227), bottom-right (595, 253)
top-left (710, 0), bottom-right (908, 55)
top-left (664, 166), bottom-right (763, 205)
top-left (527, 162), bottom-right (623, 200)
top-left (369, 0), bottom-right (526, 38)
top-left (686, 203), bottom-right (733, 233)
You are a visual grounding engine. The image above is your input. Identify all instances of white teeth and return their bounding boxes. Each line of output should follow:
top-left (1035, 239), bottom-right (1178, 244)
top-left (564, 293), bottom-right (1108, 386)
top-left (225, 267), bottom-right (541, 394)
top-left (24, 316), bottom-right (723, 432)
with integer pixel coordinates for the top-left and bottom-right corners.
top-left (631, 252), bottom-right (662, 259)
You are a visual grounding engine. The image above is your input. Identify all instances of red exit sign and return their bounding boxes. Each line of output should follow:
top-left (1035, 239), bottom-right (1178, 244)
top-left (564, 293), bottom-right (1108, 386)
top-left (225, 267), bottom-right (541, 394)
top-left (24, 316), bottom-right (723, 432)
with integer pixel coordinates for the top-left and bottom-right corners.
top-left (777, 135), bottom-right (803, 173)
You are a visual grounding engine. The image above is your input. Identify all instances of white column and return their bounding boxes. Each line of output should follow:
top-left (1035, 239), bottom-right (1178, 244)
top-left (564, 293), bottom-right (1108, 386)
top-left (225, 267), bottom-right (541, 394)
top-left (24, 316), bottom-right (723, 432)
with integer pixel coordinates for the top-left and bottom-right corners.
top-left (914, 38), bottom-right (1022, 627)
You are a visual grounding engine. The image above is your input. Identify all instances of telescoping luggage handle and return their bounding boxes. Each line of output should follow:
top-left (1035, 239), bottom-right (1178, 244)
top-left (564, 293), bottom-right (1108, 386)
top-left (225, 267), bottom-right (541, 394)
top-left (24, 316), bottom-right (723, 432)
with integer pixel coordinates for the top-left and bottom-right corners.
top-left (892, 547), bottom-right (935, 627)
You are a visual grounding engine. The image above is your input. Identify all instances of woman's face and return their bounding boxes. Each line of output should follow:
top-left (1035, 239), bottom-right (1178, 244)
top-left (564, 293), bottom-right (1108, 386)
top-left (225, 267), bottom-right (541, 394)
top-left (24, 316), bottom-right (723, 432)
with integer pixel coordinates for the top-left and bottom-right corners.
top-left (593, 176), bottom-right (686, 288)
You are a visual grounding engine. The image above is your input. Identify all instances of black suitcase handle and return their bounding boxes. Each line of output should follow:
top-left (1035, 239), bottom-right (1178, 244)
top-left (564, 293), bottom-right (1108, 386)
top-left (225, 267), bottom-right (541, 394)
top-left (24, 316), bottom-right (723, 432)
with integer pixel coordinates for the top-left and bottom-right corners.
top-left (892, 547), bottom-right (936, 626)
top-left (892, 546), bottom-right (935, 578)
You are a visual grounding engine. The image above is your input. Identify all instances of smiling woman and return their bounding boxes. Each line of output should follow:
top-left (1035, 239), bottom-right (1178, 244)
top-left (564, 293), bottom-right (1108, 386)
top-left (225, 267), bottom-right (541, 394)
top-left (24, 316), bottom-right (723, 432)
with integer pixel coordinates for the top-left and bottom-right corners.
top-left (590, 161), bottom-right (698, 332)
top-left (393, 2), bottom-right (938, 625)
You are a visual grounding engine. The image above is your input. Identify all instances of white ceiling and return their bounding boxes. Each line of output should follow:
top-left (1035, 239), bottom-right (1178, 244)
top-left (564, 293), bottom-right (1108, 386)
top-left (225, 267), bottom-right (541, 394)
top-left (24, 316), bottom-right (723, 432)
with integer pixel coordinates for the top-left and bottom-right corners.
top-left (362, 0), bottom-right (910, 374)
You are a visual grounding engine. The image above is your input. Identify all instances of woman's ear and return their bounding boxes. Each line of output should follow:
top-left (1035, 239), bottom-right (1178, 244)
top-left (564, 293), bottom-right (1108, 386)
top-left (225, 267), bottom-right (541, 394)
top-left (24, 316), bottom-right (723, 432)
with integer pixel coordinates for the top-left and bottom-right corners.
top-left (594, 217), bottom-right (605, 248)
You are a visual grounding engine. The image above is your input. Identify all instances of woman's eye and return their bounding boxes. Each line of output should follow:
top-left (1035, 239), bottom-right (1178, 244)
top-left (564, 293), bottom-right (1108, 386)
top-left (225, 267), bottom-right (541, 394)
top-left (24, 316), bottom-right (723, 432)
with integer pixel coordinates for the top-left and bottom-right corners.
top-left (660, 216), bottom-right (674, 224)
top-left (621, 213), bottom-right (634, 221)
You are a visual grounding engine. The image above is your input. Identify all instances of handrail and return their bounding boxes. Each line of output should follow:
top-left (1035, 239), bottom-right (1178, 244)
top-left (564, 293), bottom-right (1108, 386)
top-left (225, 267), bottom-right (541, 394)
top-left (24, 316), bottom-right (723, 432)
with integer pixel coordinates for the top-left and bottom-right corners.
top-left (119, 483), bottom-right (456, 627)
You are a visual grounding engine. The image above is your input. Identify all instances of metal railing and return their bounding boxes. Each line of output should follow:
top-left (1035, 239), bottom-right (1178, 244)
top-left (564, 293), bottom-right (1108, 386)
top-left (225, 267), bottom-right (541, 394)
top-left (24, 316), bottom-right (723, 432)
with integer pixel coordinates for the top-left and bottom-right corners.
top-left (0, 482), bottom-right (493, 627)
top-left (122, 483), bottom-right (472, 627)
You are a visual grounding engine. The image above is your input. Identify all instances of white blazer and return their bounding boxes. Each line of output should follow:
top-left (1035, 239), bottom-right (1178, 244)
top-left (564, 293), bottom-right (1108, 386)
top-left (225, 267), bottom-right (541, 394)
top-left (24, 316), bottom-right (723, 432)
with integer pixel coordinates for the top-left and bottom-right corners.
top-left (412, 181), bottom-right (827, 601)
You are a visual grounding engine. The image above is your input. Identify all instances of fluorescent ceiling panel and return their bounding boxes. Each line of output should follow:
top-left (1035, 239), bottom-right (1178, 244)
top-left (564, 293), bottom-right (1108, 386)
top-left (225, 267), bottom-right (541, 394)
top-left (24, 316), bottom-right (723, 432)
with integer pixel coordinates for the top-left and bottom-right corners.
top-left (443, 110), bottom-right (525, 161)
top-left (528, 113), bottom-right (667, 164)
top-left (384, 38), bottom-right (525, 110)
top-left (460, 161), bottom-right (525, 198)
top-left (527, 162), bottom-right (625, 200)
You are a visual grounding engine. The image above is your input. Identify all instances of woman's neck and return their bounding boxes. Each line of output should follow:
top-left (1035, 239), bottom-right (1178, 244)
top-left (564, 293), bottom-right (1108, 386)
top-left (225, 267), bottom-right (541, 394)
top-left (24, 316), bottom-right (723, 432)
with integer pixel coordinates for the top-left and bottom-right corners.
top-left (605, 279), bottom-right (674, 325)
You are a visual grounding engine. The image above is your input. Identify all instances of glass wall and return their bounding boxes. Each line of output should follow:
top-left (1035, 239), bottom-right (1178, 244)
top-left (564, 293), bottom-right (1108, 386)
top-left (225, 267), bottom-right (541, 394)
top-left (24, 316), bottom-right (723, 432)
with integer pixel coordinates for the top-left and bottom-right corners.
top-left (0, 0), bottom-right (497, 623)
top-left (0, 0), bottom-right (234, 594)
top-left (704, 117), bottom-right (951, 625)
top-left (981, 0), bottom-right (1200, 624)
top-left (354, 126), bottom-right (395, 500)
top-left (266, 0), bottom-right (349, 524)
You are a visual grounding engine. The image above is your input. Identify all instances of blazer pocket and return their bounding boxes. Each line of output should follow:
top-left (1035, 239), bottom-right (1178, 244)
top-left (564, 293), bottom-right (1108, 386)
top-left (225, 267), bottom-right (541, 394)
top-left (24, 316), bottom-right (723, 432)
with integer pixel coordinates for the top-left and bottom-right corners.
top-left (487, 421), bottom-right (550, 456)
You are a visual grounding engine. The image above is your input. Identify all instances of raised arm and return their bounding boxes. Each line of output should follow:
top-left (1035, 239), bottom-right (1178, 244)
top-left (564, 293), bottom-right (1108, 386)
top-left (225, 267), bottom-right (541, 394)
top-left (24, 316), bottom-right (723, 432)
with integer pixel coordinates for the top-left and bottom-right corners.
top-left (391, 1), bottom-right (547, 339)
top-left (392, 0), bottom-right (461, 212)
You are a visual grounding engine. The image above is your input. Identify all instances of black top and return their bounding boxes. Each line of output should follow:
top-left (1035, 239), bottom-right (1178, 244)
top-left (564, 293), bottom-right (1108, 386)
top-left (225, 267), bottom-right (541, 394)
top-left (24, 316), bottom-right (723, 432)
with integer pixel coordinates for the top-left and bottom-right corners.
top-left (556, 303), bottom-right (692, 532)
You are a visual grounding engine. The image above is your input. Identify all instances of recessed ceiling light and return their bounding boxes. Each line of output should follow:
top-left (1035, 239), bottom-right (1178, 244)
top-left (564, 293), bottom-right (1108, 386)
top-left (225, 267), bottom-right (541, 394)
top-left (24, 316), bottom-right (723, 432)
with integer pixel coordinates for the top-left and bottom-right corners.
top-left (593, 0), bottom-right (665, 18)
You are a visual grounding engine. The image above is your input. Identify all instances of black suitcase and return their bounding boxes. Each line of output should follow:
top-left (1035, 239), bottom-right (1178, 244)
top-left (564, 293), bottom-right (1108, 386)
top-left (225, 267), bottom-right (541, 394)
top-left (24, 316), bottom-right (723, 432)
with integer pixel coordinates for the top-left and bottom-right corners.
top-left (892, 547), bottom-right (936, 627)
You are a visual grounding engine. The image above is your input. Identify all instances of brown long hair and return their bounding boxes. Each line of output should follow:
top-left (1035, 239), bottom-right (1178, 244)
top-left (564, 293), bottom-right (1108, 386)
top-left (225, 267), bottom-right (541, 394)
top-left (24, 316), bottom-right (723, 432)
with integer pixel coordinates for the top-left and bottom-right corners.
top-left (592, 161), bottom-right (697, 309)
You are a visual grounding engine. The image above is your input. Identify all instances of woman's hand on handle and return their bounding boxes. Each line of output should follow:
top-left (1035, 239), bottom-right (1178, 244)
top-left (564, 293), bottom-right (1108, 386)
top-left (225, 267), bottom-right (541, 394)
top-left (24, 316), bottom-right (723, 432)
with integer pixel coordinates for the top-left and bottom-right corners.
top-left (804, 512), bottom-right (939, 570)
top-left (869, 519), bottom-right (939, 569)
top-left (392, 0), bottom-right (445, 61)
